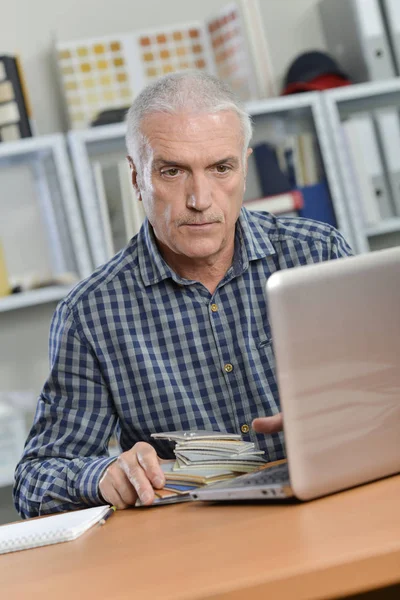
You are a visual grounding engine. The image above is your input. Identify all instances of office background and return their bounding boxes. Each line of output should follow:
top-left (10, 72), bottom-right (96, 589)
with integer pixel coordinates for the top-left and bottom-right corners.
top-left (2, 0), bottom-right (400, 523)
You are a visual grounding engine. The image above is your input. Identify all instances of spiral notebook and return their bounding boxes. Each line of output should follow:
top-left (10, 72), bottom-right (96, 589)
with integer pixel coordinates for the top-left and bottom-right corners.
top-left (0, 505), bottom-right (112, 555)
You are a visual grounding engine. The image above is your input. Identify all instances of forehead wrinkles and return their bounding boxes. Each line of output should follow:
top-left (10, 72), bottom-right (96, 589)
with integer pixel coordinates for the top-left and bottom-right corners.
top-left (149, 137), bottom-right (243, 173)
top-left (153, 144), bottom-right (240, 170)
top-left (142, 112), bottom-right (243, 153)
top-left (152, 133), bottom-right (236, 152)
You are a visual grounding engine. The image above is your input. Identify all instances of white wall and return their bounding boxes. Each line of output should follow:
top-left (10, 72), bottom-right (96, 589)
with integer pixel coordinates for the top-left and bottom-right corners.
top-left (0, 304), bottom-right (54, 391)
top-left (0, 0), bottom-right (327, 399)
top-left (258, 0), bottom-right (327, 90)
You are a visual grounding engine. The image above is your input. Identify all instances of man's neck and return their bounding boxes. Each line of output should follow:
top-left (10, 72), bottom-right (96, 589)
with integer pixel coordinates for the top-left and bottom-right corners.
top-left (178, 261), bottom-right (232, 295)
top-left (160, 246), bottom-right (235, 295)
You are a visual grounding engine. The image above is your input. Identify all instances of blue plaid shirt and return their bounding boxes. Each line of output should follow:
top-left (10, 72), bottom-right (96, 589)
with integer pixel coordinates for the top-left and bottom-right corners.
top-left (14, 208), bottom-right (352, 517)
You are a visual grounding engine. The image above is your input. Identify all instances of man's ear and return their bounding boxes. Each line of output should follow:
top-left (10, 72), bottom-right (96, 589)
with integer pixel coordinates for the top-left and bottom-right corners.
top-left (127, 156), bottom-right (142, 201)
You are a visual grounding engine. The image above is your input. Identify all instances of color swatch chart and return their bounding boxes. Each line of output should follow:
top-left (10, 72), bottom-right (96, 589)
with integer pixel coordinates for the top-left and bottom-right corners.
top-left (135, 22), bottom-right (213, 82)
top-left (56, 1), bottom-right (259, 130)
top-left (57, 34), bottom-right (138, 130)
top-left (207, 3), bottom-right (256, 101)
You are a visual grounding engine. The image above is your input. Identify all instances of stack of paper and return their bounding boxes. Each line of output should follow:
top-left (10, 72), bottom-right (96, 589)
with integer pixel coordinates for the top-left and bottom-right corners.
top-left (138, 430), bottom-right (266, 506)
top-left (0, 506), bottom-right (114, 554)
top-left (144, 462), bottom-right (234, 506)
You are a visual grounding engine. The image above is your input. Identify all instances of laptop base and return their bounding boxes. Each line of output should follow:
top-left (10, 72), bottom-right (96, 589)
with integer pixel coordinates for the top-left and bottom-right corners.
top-left (191, 462), bottom-right (294, 501)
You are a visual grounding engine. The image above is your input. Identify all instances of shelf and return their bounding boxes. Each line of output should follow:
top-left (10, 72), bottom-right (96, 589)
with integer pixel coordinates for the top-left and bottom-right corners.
top-left (321, 83), bottom-right (400, 254)
top-left (0, 135), bottom-right (53, 166)
top-left (0, 134), bottom-right (92, 280)
top-left (246, 91), bottom-right (320, 118)
top-left (325, 79), bottom-right (400, 117)
top-left (365, 217), bottom-right (400, 237)
top-left (0, 285), bottom-right (72, 314)
top-left (0, 475), bottom-right (14, 488)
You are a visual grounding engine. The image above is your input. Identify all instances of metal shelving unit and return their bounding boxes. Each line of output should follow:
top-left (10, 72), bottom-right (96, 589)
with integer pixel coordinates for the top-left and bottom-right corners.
top-left (0, 134), bottom-right (92, 313)
top-left (0, 134), bottom-right (92, 278)
top-left (246, 92), bottom-right (354, 249)
top-left (0, 285), bottom-right (73, 314)
top-left (5, 81), bottom-right (400, 313)
top-left (365, 216), bottom-right (400, 237)
top-left (322, 79), bottom-right (400, 254)
top-left (68, 123), bottom-right (127, 267)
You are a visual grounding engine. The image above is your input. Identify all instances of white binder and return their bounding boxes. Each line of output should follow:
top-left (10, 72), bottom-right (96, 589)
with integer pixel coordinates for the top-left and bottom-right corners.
top-left (92, 162), bottom-right (115, 260)
top-left (341, 119), bottom-right (381, 227)
top-left (380, 0), bottom-right (400, 74)
top-left (374, 108), bottom-right (400, 217)
top-left (319, 0), bottom-right (396, 82)
top-left (342, 113), bottom-right (392, 225)
top-left (351, 113), bottom-right (393, 220)
top-left (32, 159), bottom-right (70, 276)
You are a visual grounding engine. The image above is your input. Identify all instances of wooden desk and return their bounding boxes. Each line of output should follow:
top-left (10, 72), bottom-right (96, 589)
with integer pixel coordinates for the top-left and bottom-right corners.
top-left (1, 475), bottom-right (400, 600)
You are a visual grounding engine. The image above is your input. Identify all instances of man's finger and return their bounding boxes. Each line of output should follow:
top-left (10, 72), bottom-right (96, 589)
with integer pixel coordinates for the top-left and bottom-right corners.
top-left (252, 413), bottom-right (283, 434)
top-left (118, 454), bottom-right (155, 506)
top-left (136, 443), bottom-right (165, 489)
top-left (100, 476), bottom-right (130, 509)
top-left (109, 484), bottom-right (130, 510)
top-left (111, 469), bottom-right (139, 506)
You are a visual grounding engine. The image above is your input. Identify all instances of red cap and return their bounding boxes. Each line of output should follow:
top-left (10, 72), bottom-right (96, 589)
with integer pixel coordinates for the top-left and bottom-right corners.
top-left (282, 73), bottom-right (351, 95)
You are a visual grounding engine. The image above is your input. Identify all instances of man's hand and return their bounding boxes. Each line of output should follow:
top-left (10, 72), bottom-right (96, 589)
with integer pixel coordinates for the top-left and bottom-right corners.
top-left (99, 442), bottom-right (165, 508)
top-left (252, 412), bottom-right (283, 434)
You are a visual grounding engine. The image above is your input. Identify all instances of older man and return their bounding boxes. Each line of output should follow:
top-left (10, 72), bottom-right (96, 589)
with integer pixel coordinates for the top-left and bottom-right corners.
top-left (14, 72), bottom-right (352, 517)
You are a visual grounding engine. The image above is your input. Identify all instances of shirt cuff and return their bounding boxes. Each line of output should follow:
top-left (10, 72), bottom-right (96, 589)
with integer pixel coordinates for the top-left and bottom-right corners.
top-left (75, 456), bottom-right (118, 506)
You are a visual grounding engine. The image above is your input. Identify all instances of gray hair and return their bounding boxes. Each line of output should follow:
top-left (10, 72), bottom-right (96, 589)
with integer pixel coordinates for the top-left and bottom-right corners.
top-left (125, 71), bottom-right (253, 171)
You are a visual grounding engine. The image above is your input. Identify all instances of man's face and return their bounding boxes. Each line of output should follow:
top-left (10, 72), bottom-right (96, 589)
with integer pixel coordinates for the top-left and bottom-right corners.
top-left (131, 110), bottom-right (250, 265)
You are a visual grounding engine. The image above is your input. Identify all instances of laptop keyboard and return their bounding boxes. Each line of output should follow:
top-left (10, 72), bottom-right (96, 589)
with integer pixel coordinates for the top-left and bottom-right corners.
top-left (230, 462), bottom-right (290, 487)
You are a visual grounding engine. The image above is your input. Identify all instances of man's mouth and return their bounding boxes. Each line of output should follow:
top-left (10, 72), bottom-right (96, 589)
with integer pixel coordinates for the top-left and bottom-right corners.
top-left (179, 219), bottom-right (220, 227)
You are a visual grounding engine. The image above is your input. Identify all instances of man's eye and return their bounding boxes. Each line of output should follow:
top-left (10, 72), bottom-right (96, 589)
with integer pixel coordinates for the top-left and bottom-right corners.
top-left (162, 168), bottom-right (180, 177)
top-left (216, 165), bottom-right (230, 173)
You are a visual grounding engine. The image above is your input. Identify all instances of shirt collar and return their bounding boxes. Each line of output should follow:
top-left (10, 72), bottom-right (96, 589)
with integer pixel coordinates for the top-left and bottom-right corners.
top-left (138, 219), bottom-right (178, 286)
top-left (137, 207), bottom-right (276, 287)
top-left (237, 207), bottom-right (276, 264)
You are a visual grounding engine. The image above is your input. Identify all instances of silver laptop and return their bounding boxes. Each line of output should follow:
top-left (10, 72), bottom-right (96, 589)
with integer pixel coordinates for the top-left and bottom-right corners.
top-left (191, 247), bottom-right (400, 502)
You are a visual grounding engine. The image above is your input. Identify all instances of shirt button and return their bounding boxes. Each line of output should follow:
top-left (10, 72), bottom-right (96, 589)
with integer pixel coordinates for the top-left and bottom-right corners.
top-left (224, 363), bottom-right (233, 373)
top-left (241, 424), bottom-right (250, 434)
top-left (211, 303), bottom-right (218, 312)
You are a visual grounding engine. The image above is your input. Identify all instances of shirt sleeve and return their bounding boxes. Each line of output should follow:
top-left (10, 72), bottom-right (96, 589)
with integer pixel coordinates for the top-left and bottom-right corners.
top-left (13, 299), bottom-right (118, 518)
top-left (328, 227), bottom-right (354, 259)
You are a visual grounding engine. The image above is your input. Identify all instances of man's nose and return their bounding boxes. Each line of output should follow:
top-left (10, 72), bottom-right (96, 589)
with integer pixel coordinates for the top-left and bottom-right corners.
top-left (185, 173), bottom-right (212, 211)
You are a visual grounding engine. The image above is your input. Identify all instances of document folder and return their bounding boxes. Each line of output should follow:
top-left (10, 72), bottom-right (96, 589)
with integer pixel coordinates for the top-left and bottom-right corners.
top-left (319, 0), bottom-right (396, 82)
top-left (380, 0), bottom-right (400, 74)
top-left (374, 108), bottom-right (400, 217)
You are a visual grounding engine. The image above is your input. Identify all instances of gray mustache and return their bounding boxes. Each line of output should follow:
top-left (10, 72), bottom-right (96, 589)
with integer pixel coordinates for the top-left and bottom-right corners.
top-left (177, 217), bottom-right (223, 226)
